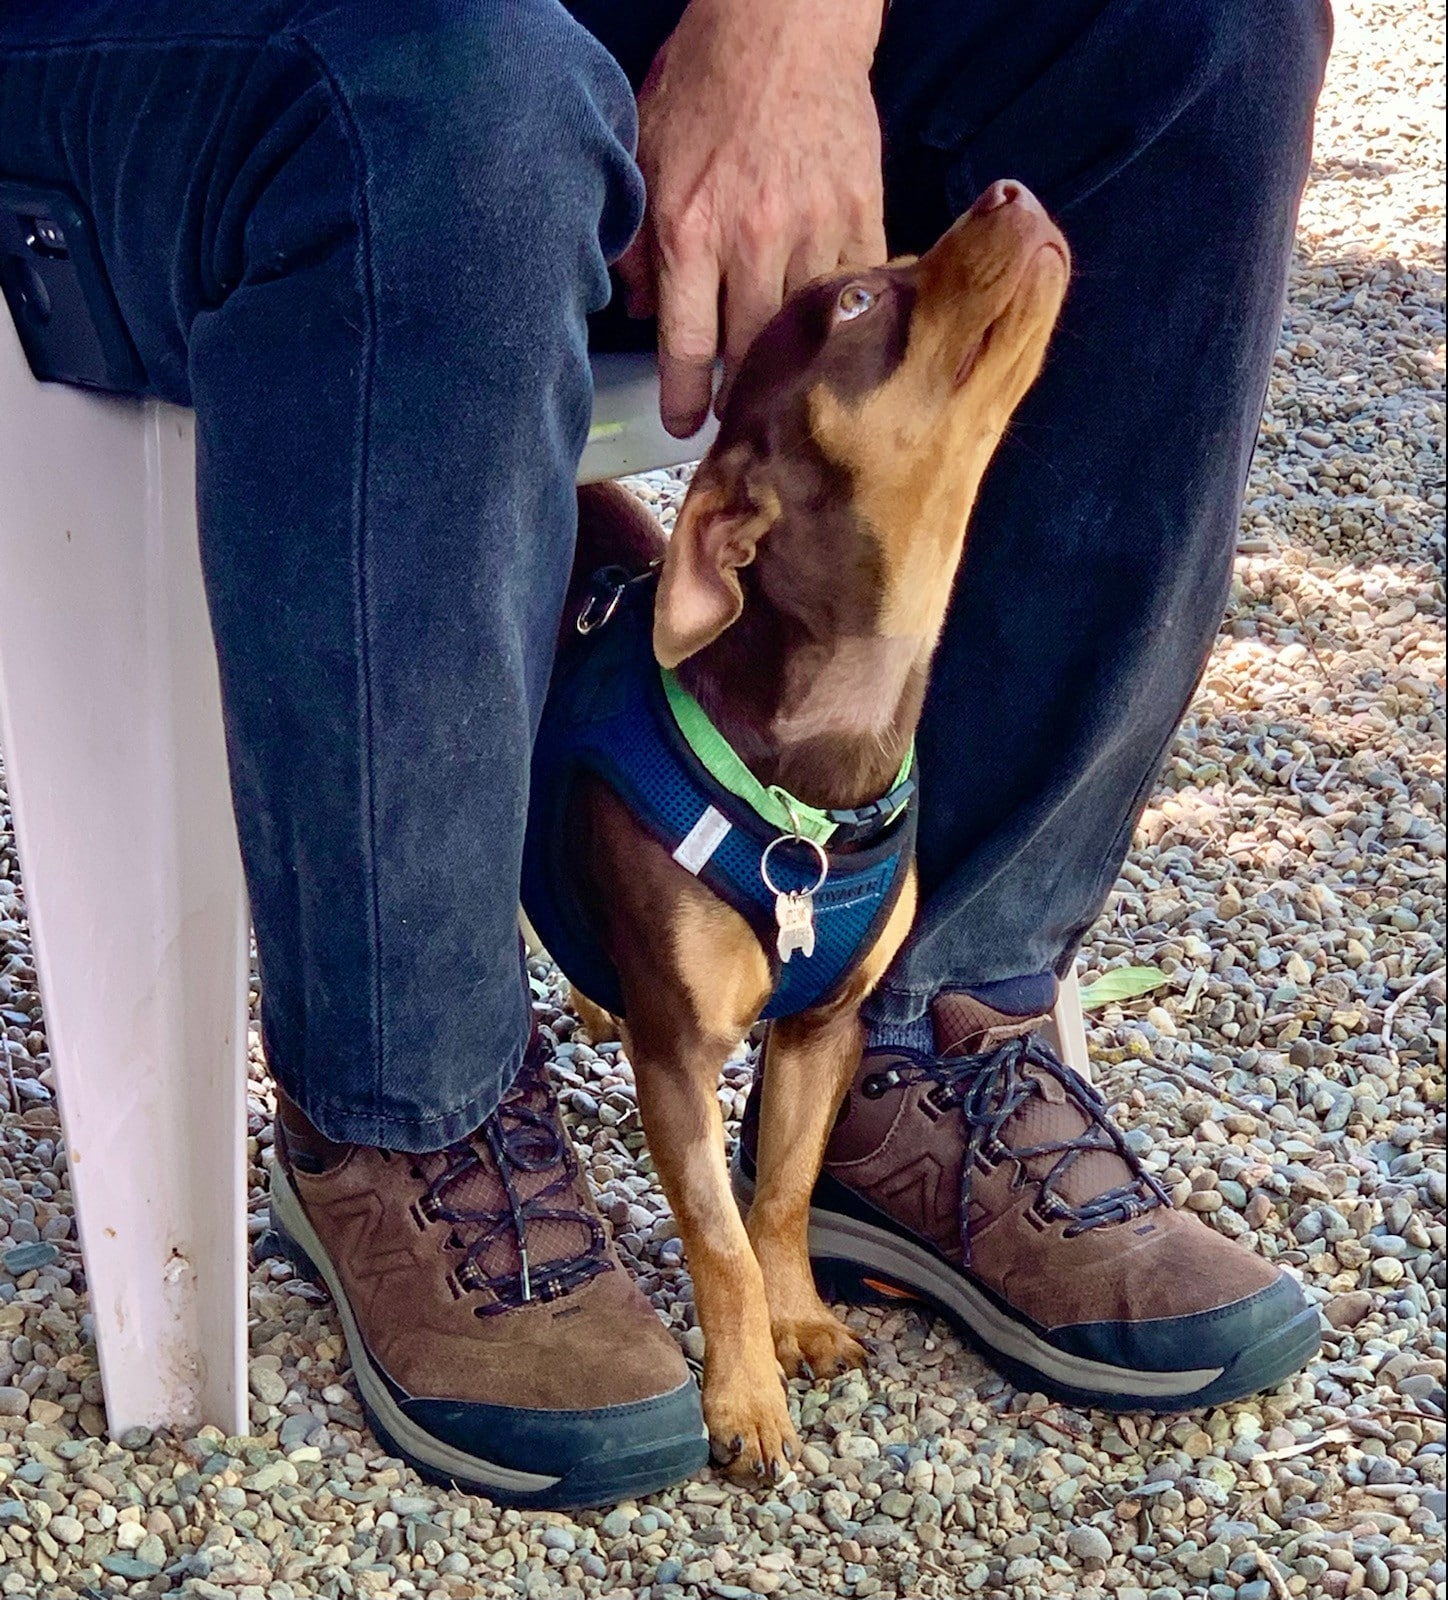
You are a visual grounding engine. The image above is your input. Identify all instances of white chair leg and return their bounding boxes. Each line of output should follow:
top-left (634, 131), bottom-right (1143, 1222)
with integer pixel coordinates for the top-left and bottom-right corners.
top-left (0, 332), bottom-right (249, 1437)
top-left (1047, 965), bottom-right (1092, 1083)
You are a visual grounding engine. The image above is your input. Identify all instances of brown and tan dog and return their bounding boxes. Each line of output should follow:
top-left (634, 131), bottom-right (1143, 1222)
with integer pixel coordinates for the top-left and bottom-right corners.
top-left (559, 180), bottom-right (1068, 1478)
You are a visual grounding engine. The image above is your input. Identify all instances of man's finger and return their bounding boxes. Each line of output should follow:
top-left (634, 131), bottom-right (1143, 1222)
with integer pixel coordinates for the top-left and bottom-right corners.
top-left (656, 245), bottom-right (722, 438)
top-left (838, 205), bottom-right (889, 272)
top-left (785, 234), bottom-right (843, 299)
top-left (718, 257), bottom-right (785, 413)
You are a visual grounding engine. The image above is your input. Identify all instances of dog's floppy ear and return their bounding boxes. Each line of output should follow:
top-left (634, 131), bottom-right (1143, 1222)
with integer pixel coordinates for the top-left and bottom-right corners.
top-left (654, 460), bottom-right (775, 668)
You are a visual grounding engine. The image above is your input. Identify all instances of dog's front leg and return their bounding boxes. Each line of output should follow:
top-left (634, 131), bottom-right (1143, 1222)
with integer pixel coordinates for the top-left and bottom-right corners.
top-left (747, 1009), bottom-right (871, 1379)
top-left (580, 785), bottom-right (791, 1479)
top-left (630, 1034), bottom-right (797, 1482)
top-left (748, 866), bottom-right (918, 1380)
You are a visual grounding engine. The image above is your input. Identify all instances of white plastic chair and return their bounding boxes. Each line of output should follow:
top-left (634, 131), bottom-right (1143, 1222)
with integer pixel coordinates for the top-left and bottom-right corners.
top-left (0, 313), bottom-right (1088, 1441)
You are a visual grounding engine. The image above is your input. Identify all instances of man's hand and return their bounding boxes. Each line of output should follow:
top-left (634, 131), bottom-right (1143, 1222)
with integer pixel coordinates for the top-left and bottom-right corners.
top-left (617, 0), bottom-right (887, 438)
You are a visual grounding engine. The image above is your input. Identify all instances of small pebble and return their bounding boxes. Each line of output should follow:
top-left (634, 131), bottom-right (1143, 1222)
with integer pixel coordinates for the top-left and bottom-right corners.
top-left (1066, 1524), bottom-right (1114, 1564)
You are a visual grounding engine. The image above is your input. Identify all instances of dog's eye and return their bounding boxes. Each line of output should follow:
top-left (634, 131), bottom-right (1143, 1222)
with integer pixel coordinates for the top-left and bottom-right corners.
top-left (835, 283), bottom-right (876, 321)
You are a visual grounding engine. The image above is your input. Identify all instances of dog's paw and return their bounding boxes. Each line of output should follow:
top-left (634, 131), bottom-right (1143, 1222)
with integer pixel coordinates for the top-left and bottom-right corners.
top-left (704, 1379), bottom-right (797, 1485)
top-left (773, 1312), bottom-right (869, 1383)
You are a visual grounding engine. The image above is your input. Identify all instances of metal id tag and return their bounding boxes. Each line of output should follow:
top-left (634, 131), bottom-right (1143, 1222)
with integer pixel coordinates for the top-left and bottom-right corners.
top-left (762, 830), bottom-right (829, 965)
top-left (775, 890), bottom-right (817, 963)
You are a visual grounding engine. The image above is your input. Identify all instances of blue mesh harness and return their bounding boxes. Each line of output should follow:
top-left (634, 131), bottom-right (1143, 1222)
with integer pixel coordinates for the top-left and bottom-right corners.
top-left (522, 571), bottom-right (917, 1022)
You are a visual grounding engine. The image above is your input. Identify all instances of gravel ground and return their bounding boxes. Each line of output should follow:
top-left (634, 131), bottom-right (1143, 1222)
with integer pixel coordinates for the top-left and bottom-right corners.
top-left (1, 2), bottom-right (1444, 1596)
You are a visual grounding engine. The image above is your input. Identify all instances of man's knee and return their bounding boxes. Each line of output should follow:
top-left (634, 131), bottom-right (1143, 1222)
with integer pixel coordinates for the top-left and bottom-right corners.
top-left (1175, 0), bottom-right (1332, 133)
top-left (294, 0), bottom-right (643, 277)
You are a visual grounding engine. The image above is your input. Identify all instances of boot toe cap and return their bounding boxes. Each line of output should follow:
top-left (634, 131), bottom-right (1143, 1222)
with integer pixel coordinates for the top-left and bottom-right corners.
top-left (394, 1374), bottom-right (710, 1507)
top-left (1044, 1268), bottom-right (1320, 1409)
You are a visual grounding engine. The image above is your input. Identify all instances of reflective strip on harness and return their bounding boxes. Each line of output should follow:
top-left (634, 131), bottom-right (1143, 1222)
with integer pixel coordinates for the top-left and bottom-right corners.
top-left (673, 806), bottom-right (732, 875)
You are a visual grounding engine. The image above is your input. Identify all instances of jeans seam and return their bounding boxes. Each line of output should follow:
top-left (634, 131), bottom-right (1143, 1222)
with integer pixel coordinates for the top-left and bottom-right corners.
top-left (0, 35), bottom-right (272, 56)
top-left (286, 31), bottom-right (387, 1117)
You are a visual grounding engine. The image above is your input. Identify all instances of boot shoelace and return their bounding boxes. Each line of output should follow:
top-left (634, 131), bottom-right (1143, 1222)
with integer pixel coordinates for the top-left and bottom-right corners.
top-left (392, 1076), bottom-right (611, 1314)
top-left (861, 1033), bottom-right (1170, 1267)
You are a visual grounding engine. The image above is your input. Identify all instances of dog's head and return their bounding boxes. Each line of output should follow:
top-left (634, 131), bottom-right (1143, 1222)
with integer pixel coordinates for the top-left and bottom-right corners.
top-left (654, 181), bottom-right (1069, 669)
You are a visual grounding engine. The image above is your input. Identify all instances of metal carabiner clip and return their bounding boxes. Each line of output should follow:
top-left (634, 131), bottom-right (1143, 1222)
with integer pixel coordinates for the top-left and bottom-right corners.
top-left (576, 567), bottom-right (628, 635)
top-left (575, 560), bottom-right (662, 636)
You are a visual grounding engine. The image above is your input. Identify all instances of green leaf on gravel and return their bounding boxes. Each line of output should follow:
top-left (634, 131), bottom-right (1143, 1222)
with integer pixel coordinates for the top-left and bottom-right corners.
top-left (1077, 966), bottom-right (1170, 1010)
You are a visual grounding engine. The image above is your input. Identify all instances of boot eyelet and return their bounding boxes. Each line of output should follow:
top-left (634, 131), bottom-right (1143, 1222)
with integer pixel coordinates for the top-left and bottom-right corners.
top-left (862, 1070), bottom-right (900, 1100)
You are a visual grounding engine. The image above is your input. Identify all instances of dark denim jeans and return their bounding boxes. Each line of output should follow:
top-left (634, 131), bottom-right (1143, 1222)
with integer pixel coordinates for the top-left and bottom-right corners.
top-left (0, 0), bottom-right (1330, 1148)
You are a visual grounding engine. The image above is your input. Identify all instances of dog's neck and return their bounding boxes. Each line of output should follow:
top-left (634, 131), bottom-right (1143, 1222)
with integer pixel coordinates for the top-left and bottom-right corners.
top-left (676, 588), bottom-right (932, 814)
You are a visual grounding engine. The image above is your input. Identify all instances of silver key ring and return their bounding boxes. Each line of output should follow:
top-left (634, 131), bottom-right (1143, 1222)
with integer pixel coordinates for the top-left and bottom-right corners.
top-left (760, 832), bottom-right (829, 898)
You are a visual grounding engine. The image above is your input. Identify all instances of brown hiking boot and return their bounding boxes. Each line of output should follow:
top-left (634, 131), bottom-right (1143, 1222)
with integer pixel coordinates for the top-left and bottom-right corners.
top-left (735, 991), bottom-right (1319, 1411)
top-left (267, 1040), bottom-right (707, 1507)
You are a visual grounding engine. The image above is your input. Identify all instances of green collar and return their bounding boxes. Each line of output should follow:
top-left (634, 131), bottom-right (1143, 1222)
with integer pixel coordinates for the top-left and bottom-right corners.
top-left (660, 668), bottom-right (914, 848)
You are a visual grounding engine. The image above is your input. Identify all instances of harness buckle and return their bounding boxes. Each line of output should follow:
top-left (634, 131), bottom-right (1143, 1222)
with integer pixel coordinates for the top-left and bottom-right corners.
top-left (826, 774), bottom-right (917, 845)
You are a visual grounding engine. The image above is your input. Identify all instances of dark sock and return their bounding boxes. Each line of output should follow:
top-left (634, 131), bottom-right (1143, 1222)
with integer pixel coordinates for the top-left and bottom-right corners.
top-left (956, 972), bottom-right (1058, 1018)
top-left (864, 1012), bottom-right (935, 1054)
top-left (865, 971), bottom-right (1058, 1055)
